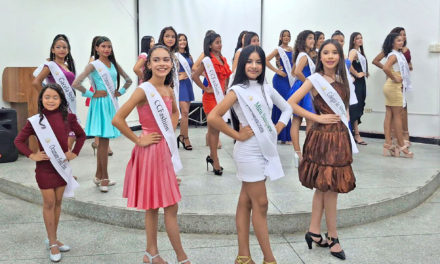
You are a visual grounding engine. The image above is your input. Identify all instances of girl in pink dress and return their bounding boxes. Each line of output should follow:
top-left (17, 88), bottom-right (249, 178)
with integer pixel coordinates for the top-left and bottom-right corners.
top-left (112, 45), bottom-right (190, 264)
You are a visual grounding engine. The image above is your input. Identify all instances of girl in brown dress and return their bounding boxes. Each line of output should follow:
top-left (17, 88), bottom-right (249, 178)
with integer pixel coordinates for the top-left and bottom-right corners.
top-left (288, 39), bottom-right (356, 260)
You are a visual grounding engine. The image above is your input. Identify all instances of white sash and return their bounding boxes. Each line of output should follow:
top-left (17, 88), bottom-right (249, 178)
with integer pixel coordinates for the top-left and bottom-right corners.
top-left (172, 57), bottom-right (181, 118)
top-left (231, 84), bottom-right (284, 180)
top-left (345, 63), bottom-right (358, 105)
top-left (45, 61), bottom-right (77, 114)
top-left (90, 60), bottom-right (119, 110)
top-left (139, 82), bottom-right (183, 173)
top-left (277, 47), bottom-right (295, 87)
top-left (389, 50), bottom-right (412, 106)
top-left (308, 73), bottom-right (359, 154)
top-left (295, 52), bottom-right (316, 76)
top-left (202, 56), bottom-right (230, 121)
top-left (351, 49), bottom-right (367, 76)
top-left (176, 53), bottom-right (192, 84)
top-left (28, 114), bottom-right (79, 197)
top-left (140, 52), bottom-right (147, 58)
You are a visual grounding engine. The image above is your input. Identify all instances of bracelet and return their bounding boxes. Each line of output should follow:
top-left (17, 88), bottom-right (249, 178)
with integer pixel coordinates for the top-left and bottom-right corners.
top-left (118, 88), bottom-right (126, 95)
top-left (82, 90), bottom-right (94, 98)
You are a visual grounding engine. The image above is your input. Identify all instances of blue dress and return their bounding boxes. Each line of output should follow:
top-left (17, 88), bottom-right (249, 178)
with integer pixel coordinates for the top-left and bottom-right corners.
top-left (85, 63), bottom-right (121, 138)
top-left (178, 55), bottom-right (195, 102)
top-left (272, 50), bottom-right (293, 141)
top-left (290, 64), bottom-right (315, 116)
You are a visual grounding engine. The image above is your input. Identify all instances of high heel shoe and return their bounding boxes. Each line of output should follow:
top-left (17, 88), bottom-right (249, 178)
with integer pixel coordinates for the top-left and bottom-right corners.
top-left (396, 145), bottom-right (414, 158)
top-left (305, 231), bottom-right (329, 249)
top-left (294, 151), bottom-right (302, 168)
top-left (383, 143), bottom-right (396, 157)
top-left (49, 244), bottom-right (61, 262)
top-left (143, 251), bottom-right (168, 264)
top-left (235, 256), bottom-right (253, 264)
top-left (403, 131), bottom-right (411, 147)
top-left (206, 155), bottom-right (223, 176)
top-left (177, 135), bottom-right (193, 150)
top-left (325, 233), bottom-right (346, 260)
top-left (91, 142), bottom-right (97, 156)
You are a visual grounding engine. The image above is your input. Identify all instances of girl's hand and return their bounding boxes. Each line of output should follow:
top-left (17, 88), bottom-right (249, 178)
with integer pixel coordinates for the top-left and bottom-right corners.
top-left (93, 90), bottom-right (107, 98)
top-left (237, 125), bottom-right (254, 141)
top-left (64, 152), bottom-right (77, 161)
top-left (178, 72), bottom-right (188, 80)
top-left (115, 91), bottom-right (122, 97)
top-left (204, 86), bottom-right (214, 93)
top-left (29, 151), bottom-right (50, 161)
top-left (316, 114), bottom-right (340, 124)
top-left (137, 132), bottom-right (162, 147)
top-left (277, 70), bottom-right (287, 78)
top-left (356, 72), bottom-right (365, 78)
top-left (393, 76), bottom-right (403, 83)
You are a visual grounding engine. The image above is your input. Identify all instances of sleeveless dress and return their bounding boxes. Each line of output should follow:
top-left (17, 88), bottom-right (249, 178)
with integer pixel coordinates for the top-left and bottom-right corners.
top-left (349, 60), bottom-right (367, 125)
top-left (271, 50), bottom-right (293, 142)
top-left (85, 63), bottom-right (121, 138)
top-left (299, 82), bottom-right (356, 193)
top-left (123, 97), bottom-right (181, 210)
top-left (178, 55), bottom-right (195, 102)
top-left (289, 65), bottom-right (314, 115)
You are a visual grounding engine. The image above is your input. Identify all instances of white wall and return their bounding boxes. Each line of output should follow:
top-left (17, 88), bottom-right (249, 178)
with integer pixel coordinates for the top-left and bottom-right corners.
top-left (139, 0), bottom-right (262, 101)
top-left (262, 0), bottom-right (440, 138)
top-left (0, 0), bottom-right (139, 123)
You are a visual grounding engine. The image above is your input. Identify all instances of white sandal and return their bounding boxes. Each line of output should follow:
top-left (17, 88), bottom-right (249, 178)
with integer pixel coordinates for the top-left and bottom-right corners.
top-left (143, 251), bottom-right (168, 264)
top-left (49, 244), bottom-right (61, 262)
top-left (178, 259), bottom-right (190, 264)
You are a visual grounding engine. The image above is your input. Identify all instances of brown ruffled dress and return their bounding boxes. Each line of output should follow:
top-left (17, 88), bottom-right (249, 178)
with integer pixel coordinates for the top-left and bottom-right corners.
top-left (299, 81), bottom-right (356, 193)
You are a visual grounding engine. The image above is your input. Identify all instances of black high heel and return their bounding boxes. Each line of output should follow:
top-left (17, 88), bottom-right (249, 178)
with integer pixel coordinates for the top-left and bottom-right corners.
top-left (305, 231), bottom-right (328, 249)
top-left (206, 155), bottom-right (223, 176)
top-left (325, 233), bottom-right (346, 260)
top-left (177, 135), bottom-right (193, 150)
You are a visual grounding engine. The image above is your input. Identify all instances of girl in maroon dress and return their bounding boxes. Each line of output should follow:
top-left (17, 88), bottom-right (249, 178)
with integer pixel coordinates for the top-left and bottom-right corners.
top-left (14, 84), bottom-right (86, 261)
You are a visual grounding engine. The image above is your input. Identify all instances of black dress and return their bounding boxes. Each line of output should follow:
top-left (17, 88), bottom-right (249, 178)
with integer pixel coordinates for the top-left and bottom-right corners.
top-left (349, 60), bottom-right (366, 125)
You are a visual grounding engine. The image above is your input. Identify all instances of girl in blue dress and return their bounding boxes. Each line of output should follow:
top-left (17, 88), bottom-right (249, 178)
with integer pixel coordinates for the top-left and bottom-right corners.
top-left (290, 30), bottom-right (316, 166)
top-left (176, 33), bottom-right (195, 150)
top-left (266, 29), bottom-right (293, 144)
top-left (73, 36), bottom-right (133, 192)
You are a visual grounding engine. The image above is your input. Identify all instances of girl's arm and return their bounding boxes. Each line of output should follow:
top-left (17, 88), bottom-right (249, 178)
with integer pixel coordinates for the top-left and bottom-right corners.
top-left (133, 56), bottom-right (146, 79)
top-left (32, 66), bottom-right (51, 93)
top-left (207, 90), bottom-right (253, 141)
top-left (372, 51), bottom-right (385, 69)
top-left (270, 89), bottom-right (293, 134)
top-left (192, 52), bottom-right (204, 71)
top-left (266, 49), bottom-right (286, 77)
top-left (14, 121), bottom-right (49, 161)
top-left (231, 50), bottom-right (241, 72)
top-left (112, 88), bottom-right (162, 146)
top-left (192, 63), bottom-right (211, 92)
top-left (348, 50), bottom-right (365, 78)
top-left (293, 56), bottom-right (308, 82)
top-left (115, 64), bottom-right (133, 96)
top-left (72, 64), bottom-right (106, 97)
top-left (382, 55), bottom-right (401, 82)
top-left (287, 79), bottom-right (340, 124)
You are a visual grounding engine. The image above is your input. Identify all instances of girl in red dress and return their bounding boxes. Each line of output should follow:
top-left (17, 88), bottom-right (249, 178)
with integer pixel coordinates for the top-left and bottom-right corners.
top-left (14, 84), bottom-right (86, 262)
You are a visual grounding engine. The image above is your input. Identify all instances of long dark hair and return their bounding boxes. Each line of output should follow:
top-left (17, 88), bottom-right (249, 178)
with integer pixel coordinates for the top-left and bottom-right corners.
top-left (230, 45), bottom-right (267, 132)
top-left (94, 36), bottom-right (121, 89)
top-left (204, 33), bottom-right (221, 57)
top-left (314, 31), bottom-right (324, 49)
top-left (143, 45), bottom-right (175, 88)
top-left (349, 32), bottom-right (368, 75)
top-left (49, 34), bottom-right (76, 74)
top-left (38, 83), bottom-right (69, 127)
top-left (278, 29), bottom-right (291, 46)
top-left (243, 31), bottom-right (259, 47)
top-left (140, 35), bottom-right (153, 54)
top-left (293, 30), bottom-right (314, 62)
top-left (177, 33), bottom-right (191, 57)
top-left (331, 30), bottom-right (344, 38)
top-left (315, 39), bottom-right (350, 107)
top-left (390, 27), bottom-right (407, 47)
top-left (158, 26), bottom-right (178, 52)
top-left (234, 30), bottom-right (248, 53)
top-left (382, 33), bottom-right (400, 57)
top-left (90, 36), bottom-right (100, 58)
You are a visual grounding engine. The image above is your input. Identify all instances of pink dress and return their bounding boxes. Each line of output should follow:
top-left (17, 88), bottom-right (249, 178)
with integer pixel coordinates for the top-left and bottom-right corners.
top-left (123, 96), bottom-right (181, 210)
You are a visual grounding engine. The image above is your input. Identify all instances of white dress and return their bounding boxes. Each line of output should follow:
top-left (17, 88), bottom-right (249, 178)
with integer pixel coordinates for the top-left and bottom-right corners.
top-left (230, 80), bottom-right (292, 182)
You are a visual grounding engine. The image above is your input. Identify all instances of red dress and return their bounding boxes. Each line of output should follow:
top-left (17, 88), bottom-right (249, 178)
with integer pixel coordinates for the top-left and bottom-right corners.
top-left (14, 109), bottom-right (86, 189)
top-left (202, 53), bottom-right (232, 114)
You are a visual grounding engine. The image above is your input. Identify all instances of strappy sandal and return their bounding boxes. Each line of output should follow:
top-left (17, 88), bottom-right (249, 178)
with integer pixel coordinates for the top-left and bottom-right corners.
top-left (305, 231), bottom-right (329, 249)
top-left (143, 251), bottom-right (168, 264)
top-left (235, 256), bottom-right (253, 264)
top-left (178, 259), bottom-right (190, 264)
top-left (354, 133), bottom-right (367, 145)
top-left (325, 233), bottom-right (346, 260)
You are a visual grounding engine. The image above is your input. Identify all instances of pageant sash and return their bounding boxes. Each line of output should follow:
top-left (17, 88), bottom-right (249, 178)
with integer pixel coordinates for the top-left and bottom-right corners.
top-left (202, 56), bottom-right (230, 121)
top-left (389, 50), bottom-right (412, 106)
top-left (352, 49), bottom-right (367, 76)
top-left (277, 47), bottom-right (295, 87)
top-left (345, 64), bottom-right (358, 105)
top-left (295, 52), bottom-right (316, 76)
top-left (308, 73), bottom-right (359, 154)
top-left (28, 114), bottom-right (79, 197)
top-left (90, 60), bottom-right (119, 110)
top-left (232, 84), bottom-right (284, 180)
top-left (139, 82), bottom-right (183, 173)
top-left (176, 53), bottom-right (193, 84)
top-left (172, 57), bottom-right (181, 118)
top-left (45, 61), bottom-right (77, 114)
